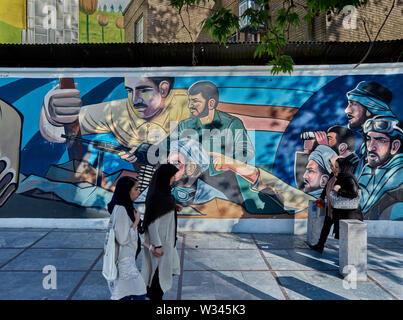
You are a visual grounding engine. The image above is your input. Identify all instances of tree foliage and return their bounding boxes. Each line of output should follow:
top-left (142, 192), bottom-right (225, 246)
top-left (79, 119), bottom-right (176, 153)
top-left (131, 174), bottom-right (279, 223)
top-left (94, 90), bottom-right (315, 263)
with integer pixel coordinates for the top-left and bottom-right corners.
top-left (169, 0), bottom-right (368, 74)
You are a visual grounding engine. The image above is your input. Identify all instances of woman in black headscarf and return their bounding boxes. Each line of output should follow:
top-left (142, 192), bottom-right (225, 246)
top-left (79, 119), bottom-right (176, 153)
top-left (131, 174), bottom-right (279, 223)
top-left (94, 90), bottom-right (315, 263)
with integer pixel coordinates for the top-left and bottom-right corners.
top-left (309, 157), bottom-right (363, 254)
top-left (105, 176), bottom-right (147, 300)
top-left (140, 163), bottom-right (181, 301)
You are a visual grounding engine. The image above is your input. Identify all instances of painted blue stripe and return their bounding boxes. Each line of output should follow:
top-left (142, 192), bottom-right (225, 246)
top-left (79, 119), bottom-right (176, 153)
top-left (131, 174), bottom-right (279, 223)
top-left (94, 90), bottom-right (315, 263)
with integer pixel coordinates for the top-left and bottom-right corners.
top-left (0, 78), bottom-right (22, 87)
top-left (174, 76), bottom-right (337, 92)
top-left (0, 78), bottom-right (56, 104)
top-left (218, 87), bottom-right (313, 108)
top-left (81, 77), bottom-right (124, 105)
top-left (74, 77), bottom-right (116, 97)
top-left (13, 80), bottom-right (59, 148)
top-left (102, 82), bottom-right (127, 101)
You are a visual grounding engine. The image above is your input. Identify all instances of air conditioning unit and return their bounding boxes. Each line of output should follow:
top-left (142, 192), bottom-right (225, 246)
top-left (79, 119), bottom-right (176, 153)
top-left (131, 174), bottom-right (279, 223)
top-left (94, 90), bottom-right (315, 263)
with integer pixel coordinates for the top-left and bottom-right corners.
top-left (239, 0), bottom-right (264, 31)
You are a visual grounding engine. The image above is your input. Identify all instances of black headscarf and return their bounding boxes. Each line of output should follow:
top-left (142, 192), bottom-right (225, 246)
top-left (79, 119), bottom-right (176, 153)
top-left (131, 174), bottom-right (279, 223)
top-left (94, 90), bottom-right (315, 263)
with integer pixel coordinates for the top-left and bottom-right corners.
top-left (336, 157), bottom-right (360, 186)
top-left (107, 176), bottom-right (144, 258)
top-left (142, 163), bottom-right (179, 231)
top-left (107, 176), bottom-right (138, 222)
top-left (337, 157), bottom-right (355, 176)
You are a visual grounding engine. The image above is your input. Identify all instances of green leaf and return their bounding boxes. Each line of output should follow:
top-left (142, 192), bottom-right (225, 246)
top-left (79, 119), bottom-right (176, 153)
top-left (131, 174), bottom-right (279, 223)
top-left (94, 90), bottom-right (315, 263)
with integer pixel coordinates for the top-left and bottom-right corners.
top-left (202, 8), bottom-right (239, 45)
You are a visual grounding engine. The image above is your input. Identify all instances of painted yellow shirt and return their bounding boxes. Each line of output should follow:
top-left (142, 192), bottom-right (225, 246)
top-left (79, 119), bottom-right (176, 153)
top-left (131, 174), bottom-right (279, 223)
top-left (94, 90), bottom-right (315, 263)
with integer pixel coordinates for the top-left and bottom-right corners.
top-left (78, 89), bottom-right (190, 147)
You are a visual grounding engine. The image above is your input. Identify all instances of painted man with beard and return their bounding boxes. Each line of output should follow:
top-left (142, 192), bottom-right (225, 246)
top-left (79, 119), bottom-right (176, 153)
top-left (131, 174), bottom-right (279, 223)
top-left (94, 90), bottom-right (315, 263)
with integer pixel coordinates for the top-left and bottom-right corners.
top-left (295, 126), bottom-right (359, 188)
top-left (168, 139), bottom-right (228, 207)
top-left (358, 116), bottom-right (403, 220)
top-left (302, 145), bottom-right (338, 198)
top-left (153, 81), bottom-right (255, 205)
top-left (134, 139), bottom-right (230, 217)
top-left (344, 81), bottom-right (395, 175)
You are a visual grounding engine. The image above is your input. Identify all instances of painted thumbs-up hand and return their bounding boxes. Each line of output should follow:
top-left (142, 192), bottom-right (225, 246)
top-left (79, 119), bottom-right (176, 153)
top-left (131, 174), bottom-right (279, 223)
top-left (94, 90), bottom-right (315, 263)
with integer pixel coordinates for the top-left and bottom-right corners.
top-left (0, 100), bottom-right (22, 207)
top-left (0, 160), bottom-right (17, 207)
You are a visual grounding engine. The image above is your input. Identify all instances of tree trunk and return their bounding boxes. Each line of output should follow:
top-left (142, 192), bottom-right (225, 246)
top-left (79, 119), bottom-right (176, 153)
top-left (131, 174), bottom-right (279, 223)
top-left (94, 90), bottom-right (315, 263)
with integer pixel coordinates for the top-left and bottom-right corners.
top-left (86, 15), bottom-right (89, 43)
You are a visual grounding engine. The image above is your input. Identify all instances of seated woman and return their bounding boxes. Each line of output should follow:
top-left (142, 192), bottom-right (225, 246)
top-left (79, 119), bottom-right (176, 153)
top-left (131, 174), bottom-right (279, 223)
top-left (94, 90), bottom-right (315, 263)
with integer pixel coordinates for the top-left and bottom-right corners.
top-left (309, 157), bottom-right (363, 254)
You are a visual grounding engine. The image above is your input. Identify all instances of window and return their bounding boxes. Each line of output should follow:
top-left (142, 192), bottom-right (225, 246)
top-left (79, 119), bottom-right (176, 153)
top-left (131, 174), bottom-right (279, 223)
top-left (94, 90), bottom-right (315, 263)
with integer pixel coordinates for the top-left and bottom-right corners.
top-left (135, 16), bottom-right (143, 43)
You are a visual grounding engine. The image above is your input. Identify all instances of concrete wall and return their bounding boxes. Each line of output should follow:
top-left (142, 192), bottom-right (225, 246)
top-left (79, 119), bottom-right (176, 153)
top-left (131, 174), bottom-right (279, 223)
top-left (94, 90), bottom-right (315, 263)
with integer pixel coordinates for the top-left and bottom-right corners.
top-left (0, 64), bottom-right (402, 236)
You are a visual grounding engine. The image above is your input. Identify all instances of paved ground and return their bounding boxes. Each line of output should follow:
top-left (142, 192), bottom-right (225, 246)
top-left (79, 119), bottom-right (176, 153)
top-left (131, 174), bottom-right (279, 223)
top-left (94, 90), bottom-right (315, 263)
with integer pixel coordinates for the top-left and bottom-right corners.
top-left (0, 228), bottom-right (401, 300)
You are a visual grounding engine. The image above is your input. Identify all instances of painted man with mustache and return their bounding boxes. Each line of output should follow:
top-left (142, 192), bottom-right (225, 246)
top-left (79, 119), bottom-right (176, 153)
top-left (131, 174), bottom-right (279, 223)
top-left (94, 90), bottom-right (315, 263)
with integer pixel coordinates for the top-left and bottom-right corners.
top-left (344, 81), bottom-right (395, 175)
top-left (357, 116), bottom-right (403, 220)
top-left (302, 145), bottom-right (338, 198)
top-left (39, 77), bottom-right (190, 164)
top-left (153, 81), bottom-right (255, 206)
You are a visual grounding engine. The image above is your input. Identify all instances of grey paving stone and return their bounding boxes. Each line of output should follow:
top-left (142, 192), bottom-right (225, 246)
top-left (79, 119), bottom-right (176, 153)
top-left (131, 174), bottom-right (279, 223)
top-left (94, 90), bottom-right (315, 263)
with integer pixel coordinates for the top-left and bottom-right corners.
top-left (181, 271), bottom-right (284, 300)
top-left (262, 249), bottom-right (339, 271)
top-left (184, 249), bottom-right (266, 271)
top-left (32, 231), bottom-right (106, 249)
top-left (72, 270), bottom-right (179, 300)
top-left (368, 270), bottom-right (403, 299)
top-left (367, 248), bottom-right (403, 270)
top-left (392, 238), bottom-right (403, 247)
top-left (184, 232), bottom-right (256, 249)
top-left (71, 271), bottom-right (111, 300)
top-left (0, 271), bottom-right (85, 300)
top-left (0, 231), bottom-right (49, 248)
top-left (367, 238), bottom-right (402, 249)
top-left (252, 234), bottom-right (309, 249)
top-left (1, 248), bottom-right (102, 271)
top-left (0, 228), bottom-right (53, 232)
top-left (276, 271), bottom-right (395, 300)
top-left (0, 229), bottom-right (401, 300)
top-left (52, 229), bottom-right (106, 233)
top-left (93, 247), bottom-right (180, 272)
top-left (162, 274), bottom-right (180, 300)
top-left (0, 249), bottom-right (24, 267)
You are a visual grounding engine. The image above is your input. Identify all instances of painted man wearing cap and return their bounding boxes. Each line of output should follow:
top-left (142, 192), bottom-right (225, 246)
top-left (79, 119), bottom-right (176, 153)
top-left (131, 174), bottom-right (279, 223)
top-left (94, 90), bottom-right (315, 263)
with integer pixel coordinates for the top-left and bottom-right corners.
top-left (135, 139), bottom-right (228, 215)
top-left (302, 145), bottom-right (338, 198)
top-left (358, 116), bottom-right (403, 220)
top-left (344, 81), bottom-right (396, 175)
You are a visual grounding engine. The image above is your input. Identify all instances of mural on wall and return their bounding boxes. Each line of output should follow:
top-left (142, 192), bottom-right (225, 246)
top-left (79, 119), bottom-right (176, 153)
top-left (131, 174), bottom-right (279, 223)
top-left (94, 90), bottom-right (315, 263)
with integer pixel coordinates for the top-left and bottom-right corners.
top-left (0, 0), bottom-right (26, 43)
top-left (0, 100), bottom-right (23, 206)
top-left (0, 72), bottom-right (401, 221)
top-left (79, 0), bottom-right (129, 43)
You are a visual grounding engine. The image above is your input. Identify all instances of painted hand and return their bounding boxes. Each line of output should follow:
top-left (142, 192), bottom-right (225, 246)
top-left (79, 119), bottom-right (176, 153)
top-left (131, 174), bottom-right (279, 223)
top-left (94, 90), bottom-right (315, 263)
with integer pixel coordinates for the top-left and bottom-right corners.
top-left (0, 160), bottom-right (17, 207)
top-left (314, 131), bottom-right (329, 146)
top-left (118, 146), bottom-right (138, 163)
top-left (46, 88), bottom-right (82, 125)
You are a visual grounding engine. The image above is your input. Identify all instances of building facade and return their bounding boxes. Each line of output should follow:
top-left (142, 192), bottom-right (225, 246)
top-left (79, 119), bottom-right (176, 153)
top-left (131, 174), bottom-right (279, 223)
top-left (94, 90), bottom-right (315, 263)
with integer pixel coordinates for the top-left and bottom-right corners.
top-left (123, 0), bottom-right (403, 43)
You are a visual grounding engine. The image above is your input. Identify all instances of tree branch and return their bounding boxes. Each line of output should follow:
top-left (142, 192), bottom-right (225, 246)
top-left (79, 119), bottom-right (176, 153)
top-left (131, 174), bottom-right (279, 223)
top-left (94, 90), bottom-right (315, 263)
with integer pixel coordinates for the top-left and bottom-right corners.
top-left (360, 17), bottom-right (372, 41)
top-left (354, 0), bottom-right (396, 69)
top-left (178, 7), bottom-right (197, 66)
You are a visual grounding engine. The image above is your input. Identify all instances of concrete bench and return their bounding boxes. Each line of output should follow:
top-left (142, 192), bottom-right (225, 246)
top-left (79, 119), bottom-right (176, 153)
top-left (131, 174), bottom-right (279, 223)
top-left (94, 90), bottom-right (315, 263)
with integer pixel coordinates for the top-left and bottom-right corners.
top-left (339, 219), bottom-right (367, 282)
top-left (307, 200), bottom-right (326, 245)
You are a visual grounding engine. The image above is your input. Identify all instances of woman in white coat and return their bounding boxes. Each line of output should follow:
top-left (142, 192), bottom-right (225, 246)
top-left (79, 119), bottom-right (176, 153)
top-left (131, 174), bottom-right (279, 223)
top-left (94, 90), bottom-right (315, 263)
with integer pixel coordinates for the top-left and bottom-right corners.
top-left (106, 176), bottom-right (147, 300)
top-left (141, 163), bottom-right (182, 301)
